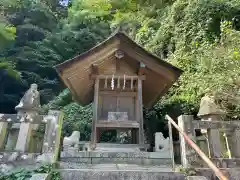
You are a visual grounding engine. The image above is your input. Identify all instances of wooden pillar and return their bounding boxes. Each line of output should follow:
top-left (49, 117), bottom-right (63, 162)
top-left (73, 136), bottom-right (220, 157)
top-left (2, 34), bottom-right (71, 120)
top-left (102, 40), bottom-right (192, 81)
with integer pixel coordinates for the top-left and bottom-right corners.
top-left (91, 77), bottom-right (99, 149)
top-left (96, 128), bottom-right (100, 143)
top-left (178, 115), bottom-right (195, 168)
top-left (135, 95), bottom-right (140, 144)
top-left (137, 78), bottom-right (144, 145)
top-left (131, 129), bottom-right (137, 144)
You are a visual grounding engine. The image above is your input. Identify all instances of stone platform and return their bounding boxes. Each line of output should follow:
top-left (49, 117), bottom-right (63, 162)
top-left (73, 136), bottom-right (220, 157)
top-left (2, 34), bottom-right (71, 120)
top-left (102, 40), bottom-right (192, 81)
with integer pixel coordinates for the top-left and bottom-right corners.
top-left (60, 143), bottom-right (174, 179)
top-left (61, 151), bottom-right (172, 166)
top-left (195, 168), bottom-right (240, 180)
top-left (59, 163), bottom-right (185, 180)
top-left (61, 142), bottom-right (172, 166)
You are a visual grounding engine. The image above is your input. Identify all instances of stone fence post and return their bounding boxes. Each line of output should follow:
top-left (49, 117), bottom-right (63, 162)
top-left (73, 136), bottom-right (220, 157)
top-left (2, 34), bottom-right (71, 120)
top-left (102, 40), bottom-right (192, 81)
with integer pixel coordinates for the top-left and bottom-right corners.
top-left (0, 120), bottom-right (8, 150)
top-left (42, 110), bottom-right (63, 163)
top-left (231, 126), bottom-right (240, 158)
top-left (178, 115), bottom-right (195, 168)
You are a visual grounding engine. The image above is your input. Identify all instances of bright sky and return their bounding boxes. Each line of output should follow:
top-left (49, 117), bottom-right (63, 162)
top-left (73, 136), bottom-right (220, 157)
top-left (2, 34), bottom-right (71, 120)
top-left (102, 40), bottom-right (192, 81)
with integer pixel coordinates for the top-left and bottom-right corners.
top-left (60, 0), bottom-right (69, 6)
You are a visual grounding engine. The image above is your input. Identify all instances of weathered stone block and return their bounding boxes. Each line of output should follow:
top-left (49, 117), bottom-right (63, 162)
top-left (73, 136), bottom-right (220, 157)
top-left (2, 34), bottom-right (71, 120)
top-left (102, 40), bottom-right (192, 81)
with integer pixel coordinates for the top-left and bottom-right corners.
top-left (187, 176), bottom-right (208, 180)
top-left (30, 173), bottom-right (49, 180)
top-left (60, 170), bottom-right (185, 180)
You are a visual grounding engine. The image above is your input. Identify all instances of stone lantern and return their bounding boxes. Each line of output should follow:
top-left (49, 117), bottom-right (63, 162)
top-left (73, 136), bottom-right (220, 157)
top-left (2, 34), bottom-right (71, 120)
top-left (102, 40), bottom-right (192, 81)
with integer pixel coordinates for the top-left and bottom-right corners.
top-left (197, 94), bottom-right (225, 158)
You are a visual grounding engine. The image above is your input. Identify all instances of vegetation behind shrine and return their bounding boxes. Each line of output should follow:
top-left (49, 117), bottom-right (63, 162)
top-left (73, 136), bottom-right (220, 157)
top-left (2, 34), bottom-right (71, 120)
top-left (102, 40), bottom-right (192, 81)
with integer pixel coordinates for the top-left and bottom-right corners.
top-left (1, 0), bottom-right (240, 143)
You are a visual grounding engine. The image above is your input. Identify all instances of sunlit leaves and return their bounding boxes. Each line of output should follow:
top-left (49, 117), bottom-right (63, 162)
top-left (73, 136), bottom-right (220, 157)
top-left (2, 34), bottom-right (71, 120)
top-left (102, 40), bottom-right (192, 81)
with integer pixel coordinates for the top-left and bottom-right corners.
top-left (0, 22), bottom-right (16, 49)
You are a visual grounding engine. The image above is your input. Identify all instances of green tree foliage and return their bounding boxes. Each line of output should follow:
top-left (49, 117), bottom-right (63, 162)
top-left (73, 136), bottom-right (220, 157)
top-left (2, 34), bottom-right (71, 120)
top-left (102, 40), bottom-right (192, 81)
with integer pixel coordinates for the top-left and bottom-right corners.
top-left (0, 23), bottom-right (16, 49)
top-left (0, 0), bottom-right (66, 112)
top-left (0, 14), bottom-right (22, 113)
top-left (0, 164), bottom-right (60, 180)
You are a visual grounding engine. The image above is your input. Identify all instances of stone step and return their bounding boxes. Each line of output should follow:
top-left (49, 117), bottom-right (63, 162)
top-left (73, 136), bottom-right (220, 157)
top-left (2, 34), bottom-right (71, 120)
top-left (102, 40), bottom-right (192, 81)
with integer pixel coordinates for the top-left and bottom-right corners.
top-left (61, 151), bottom-right (170, 158)
top-left (59, 162), bottom-right (173, 170)
top-left (58, 163), bottom-right (185, 180)
top-left (187, 176), bottom-right (208, 180)
top-left (60, 151), bottom-right (172, 166)
top-left (195, 168), bottom-right (240, 180)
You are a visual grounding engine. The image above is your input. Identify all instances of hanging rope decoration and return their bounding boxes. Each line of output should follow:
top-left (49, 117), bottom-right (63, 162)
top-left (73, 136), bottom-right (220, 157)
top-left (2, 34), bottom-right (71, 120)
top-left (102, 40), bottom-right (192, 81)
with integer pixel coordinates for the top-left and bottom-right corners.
top-left (123, 74), bottom-right (126, 90)
top-left (104, 76), bottom-right (108, 89)
top-left (111, 74), bottom-right (115, 90)
top-left (131, 76), bottom-right (133, 90)
top-left (117, 76), bottom-right (120, 89)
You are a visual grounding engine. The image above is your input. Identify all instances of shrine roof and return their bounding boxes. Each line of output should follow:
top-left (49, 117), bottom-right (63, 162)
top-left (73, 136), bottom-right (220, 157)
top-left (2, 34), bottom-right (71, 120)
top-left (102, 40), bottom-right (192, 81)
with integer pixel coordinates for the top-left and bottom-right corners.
top-left (55, 32), bottom-right (183, 107)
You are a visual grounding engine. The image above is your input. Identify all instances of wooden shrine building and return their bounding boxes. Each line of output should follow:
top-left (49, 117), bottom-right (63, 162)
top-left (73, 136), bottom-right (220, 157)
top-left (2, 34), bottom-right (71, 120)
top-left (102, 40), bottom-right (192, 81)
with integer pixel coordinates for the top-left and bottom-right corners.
top-left (55, 32), bottom-right (183, 149)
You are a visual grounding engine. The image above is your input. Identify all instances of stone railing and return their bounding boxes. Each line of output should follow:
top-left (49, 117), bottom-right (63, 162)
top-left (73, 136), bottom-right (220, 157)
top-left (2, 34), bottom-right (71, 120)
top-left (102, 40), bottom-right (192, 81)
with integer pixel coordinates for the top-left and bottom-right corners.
top-left (166, 115), bottom-right (228, 180)
top-left (0, 110), bottom-right (63, 165)
top-left (167, 95), bottom-right (240, 168)
top-left (170, 94), bottom-right (240, 170)
top-left (177, 115), bottom-right (240, 169)
top-left (0, 84), bottom-right (63, 179)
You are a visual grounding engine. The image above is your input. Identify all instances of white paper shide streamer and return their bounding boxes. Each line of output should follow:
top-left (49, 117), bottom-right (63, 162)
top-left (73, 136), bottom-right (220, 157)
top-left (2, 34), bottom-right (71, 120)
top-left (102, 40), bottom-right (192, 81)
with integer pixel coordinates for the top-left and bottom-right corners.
top-left (111, 74), bottom-right (115, 90)
top-left (123, 74), bottom-right (126, 90)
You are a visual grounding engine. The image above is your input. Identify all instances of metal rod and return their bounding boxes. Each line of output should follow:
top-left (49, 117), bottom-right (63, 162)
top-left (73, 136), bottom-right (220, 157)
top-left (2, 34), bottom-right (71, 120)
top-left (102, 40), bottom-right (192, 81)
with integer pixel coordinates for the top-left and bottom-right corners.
top-left (223, 132), bottom-right (232, 159)
top-left (165, 115), bottom-right (228, 180)
top-left (168, 120), bottom-right (175, 171)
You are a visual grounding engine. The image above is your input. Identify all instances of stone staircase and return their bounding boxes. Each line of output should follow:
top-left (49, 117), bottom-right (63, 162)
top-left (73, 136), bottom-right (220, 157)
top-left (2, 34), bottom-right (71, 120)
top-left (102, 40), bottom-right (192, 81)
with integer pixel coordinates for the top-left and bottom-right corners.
top-left (58, 146), bottom-right (212, 180)
top-left (58, 142), bottom-right (240, 180)
top-left (59, 162), bottom-right (185, 180)
top-left (58, 160), bottom-right (240, 180)
top-left (58, 144), bottom-right (187, 180)
top-left (193, 168), bottom-right (240, 180)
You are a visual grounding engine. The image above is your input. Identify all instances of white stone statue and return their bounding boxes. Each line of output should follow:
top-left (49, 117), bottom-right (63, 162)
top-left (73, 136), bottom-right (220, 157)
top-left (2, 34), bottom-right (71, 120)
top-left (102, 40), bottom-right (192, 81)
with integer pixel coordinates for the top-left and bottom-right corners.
top-left (15, 84), bottom-right (41, 110)
top-left (8, 152), bottom-right (19, 162)
top-left (36, 153), bottom-right (53, 163)
top-left (155, 132), bottom-right (170, 157)
top-left (63, 131), bottom-right (80, 147)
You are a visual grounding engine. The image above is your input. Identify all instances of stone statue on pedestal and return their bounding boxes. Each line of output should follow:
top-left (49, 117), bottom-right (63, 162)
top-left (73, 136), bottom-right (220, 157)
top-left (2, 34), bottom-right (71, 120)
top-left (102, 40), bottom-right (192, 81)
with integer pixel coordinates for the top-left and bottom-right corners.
top-left (155, 132), bottom-right (170, 154)
top-left (63, 131), bottom-right (80, 147)
top-left (15, 83), bottom-right (41, 111)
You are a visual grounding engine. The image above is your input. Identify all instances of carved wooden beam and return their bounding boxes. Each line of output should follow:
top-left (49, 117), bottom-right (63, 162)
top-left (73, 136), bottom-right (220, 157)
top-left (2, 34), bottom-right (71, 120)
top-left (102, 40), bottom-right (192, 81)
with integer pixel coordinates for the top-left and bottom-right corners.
top-left (91, 75), bottom-right (146, 80)
top-left (115, 49), bottom-right (124, 59)
top-left (90, 64), bottom-right (99, 75)
top-left (89, 64), bottom-right (99, 80)
top-left (116, 58), bottom-right (120, 71)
